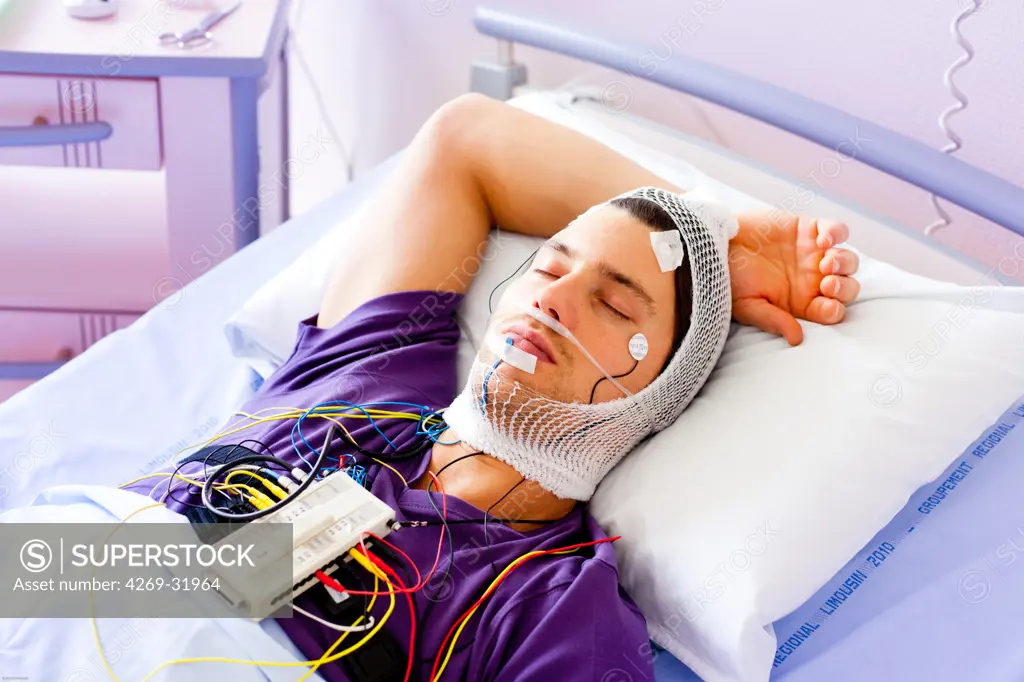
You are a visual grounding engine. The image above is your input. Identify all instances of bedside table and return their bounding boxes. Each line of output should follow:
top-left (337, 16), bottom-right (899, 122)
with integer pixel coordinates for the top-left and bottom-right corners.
top-left (0, 0), bottom-right (291, 382)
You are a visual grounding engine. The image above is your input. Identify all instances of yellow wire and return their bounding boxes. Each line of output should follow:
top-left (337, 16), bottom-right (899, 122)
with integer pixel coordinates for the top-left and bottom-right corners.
top-left (134, 548), bottom-right (395, 681)
top-left (118, 472), bottom-right (211, 490)
top-left (117, 472), bottom-right (254, 508)
top-left (369, 457), bottom-right (409, 488)
top-left (432, 548), bottom-right (580, 682)
top-left (178, 404), bottom-right (441, 462)
top-left (93, 404), bottom-right (442, 680)
top-left (300, 551), bottom-right (384, 682)
top-left (91, 502), bottom-right (168, 682)
top-left (224, 470), bottom-right (288, 500)
top-left (142, 402), bottom-right (442, 506)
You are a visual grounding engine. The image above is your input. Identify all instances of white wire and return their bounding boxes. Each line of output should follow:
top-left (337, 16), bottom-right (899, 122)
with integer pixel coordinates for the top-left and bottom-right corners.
top-left (293, 604), bottom-right (377, 632)
top-left (925, 0), bottom-right (981, 236)
top-left (288, 0), bottom-right (354, 182)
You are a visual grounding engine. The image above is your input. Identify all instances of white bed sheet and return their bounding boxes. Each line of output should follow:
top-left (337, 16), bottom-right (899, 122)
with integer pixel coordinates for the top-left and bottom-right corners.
top-left (0, 485), bottom-right (317, 682)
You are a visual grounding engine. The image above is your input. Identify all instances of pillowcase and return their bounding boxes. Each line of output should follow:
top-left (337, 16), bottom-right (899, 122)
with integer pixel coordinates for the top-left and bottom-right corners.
top-left (590, 264), bottom-right (1024, 681)
top-left (223, 91), bottom-right (706, 381)
top-left (225, 91), bottom-right (1024, 681)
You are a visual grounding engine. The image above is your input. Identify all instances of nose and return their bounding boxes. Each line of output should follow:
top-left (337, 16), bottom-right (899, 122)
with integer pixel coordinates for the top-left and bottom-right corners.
top-left (533, 271), bottom-right (581, 331)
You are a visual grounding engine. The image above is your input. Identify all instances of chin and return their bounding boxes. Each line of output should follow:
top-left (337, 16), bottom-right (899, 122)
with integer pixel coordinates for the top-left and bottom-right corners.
top-left (497, 362), bottom-right (581, 403)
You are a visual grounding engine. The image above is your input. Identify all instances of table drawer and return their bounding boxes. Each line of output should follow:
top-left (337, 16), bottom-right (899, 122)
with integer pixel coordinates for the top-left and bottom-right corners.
top-left (0, 74), bottom-right (161, 170)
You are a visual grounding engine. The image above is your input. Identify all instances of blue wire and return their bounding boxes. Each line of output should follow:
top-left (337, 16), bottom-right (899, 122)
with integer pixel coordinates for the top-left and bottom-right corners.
top-left (291, 399), bottom-right (404, 466)
top-left (416, 408), bottom-right (460, 445)
top-left (480, 349), bottom-right (505, 414)
top-left (288, 399), bottom-right (452, 467)
top-left (317, 401), bottom-right (398, 448)
top-left (288, 418), bottom-right (316, 469)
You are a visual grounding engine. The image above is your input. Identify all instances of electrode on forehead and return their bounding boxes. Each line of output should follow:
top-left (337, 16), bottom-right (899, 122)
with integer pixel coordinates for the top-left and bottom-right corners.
top-left (628, 333), bottom-right (649, 361)
top-left (650, 229), bottom-right (686, 272)
top-left (487, 334), bottom-right (537, 374)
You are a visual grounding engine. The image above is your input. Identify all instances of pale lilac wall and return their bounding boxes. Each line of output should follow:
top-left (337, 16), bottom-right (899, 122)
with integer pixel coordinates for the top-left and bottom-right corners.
top-left (290, 0), bottom-right (1024, 274)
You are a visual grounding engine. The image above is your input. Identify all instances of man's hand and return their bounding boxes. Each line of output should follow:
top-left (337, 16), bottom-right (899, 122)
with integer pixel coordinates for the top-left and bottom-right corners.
top-left (727, 213), bottom-right (861, 346)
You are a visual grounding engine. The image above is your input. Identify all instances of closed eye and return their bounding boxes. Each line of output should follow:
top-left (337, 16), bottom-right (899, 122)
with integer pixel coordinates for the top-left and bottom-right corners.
top-left (602, 300), bottom-right (631, 321)
top-left (534, 269), bottom-right (631, 321)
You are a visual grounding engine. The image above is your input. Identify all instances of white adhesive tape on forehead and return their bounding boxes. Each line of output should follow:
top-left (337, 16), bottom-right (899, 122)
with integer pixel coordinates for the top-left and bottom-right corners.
top-left (487, 334), bottom-right (537, 374)
top-left (520, 306), bottom-right (634, 397)
top-left (650, 229), bottom-right (686, 272)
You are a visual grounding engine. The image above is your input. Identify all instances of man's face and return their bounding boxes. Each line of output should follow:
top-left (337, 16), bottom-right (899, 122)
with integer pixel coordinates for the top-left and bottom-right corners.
top-left (484, 205), bottom-right (678, 404)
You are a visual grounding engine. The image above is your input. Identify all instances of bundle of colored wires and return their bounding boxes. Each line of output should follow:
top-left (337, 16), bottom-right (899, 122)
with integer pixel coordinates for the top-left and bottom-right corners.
top-left (199, 424), bottom-right (337, 521)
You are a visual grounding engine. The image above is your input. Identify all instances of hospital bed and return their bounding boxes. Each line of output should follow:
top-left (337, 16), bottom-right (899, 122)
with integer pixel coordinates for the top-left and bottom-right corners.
top-left (2, 5), bottom-right (1024, 681)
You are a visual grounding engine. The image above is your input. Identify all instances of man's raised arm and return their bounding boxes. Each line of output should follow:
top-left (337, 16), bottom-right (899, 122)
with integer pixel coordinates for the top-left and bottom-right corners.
top-left (317, 94), bottom-right (679, 328)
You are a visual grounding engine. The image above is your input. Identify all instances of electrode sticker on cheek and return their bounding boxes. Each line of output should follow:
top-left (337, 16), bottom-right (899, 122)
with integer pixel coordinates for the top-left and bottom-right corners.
top-left (628, 333), bottom-right (649, 361)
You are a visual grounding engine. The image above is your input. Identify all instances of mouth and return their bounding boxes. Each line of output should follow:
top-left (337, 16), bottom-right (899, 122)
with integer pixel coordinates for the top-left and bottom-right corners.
top-left (499, 322), bottom-right (558, 365)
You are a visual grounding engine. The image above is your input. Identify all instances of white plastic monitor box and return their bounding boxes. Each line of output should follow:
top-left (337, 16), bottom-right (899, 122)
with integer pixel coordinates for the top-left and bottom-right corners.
top-left (207, 470), bottom-right (396, 620)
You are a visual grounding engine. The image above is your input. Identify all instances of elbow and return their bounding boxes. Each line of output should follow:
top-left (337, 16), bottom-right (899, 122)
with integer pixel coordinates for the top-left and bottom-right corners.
top-left (419, 93), bottom-right (504, 161)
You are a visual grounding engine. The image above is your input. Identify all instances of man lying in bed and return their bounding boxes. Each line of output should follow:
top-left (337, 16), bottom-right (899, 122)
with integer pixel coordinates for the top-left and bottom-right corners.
top-left (129, 93), bottom-right (861, 680)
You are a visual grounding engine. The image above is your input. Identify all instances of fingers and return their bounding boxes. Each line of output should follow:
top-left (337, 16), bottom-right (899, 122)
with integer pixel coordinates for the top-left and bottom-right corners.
top-left (819, 248), bottom-right (859, 276)
top-left (815, 219), bottom-right (849, 249)
top-left (733, 298), bottom-right (804, 346)
top-left (820, 274), bottom-right (861, 304)
top-left (805, 296), bottom-right (846, 325)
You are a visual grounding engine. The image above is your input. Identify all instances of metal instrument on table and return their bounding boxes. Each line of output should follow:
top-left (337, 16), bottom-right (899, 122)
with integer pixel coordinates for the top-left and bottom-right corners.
top-left (157, 1), bottom-right (241, 49)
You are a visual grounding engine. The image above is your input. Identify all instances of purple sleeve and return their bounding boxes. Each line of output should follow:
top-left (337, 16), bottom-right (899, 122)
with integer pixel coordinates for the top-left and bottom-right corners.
top-left (475, 559), bottom-right (654, 682)
top-left (258, 289), bottom-right (464, 410)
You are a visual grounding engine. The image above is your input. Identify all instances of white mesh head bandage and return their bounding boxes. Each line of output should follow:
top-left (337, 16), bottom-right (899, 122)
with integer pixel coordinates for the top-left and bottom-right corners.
top-left (444, 187), bottom-right (735, 500)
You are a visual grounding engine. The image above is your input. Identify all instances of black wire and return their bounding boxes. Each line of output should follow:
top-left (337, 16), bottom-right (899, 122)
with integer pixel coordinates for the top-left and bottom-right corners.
top-left (165, 458), bottom-right (210, 508)
top-left (588, 358), bottom-right (640, 404)
top-left (166, 443), bottom-right (256, 508)
top-left (484, 477), bottom-right (526, 578)
top-left (201, 426), bottom-right (336, 521)
top-left (425, 450), bottom-right (484, 596)
top-left (487, 247), bottom-right (539, 314)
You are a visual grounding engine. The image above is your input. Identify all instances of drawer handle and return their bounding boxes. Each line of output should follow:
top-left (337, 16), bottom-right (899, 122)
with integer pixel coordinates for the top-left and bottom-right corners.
top-left (0, 121), bottom-right (113, 148)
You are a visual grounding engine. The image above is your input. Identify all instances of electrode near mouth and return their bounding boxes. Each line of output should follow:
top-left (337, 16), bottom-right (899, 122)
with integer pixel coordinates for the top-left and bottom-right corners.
top-left (487, 334), bottom-right (538, 374)
top-left (516, 305), bottom-right (636, 397)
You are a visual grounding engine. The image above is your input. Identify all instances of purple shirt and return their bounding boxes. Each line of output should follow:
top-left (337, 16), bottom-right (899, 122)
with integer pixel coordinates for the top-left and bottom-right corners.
top-left (135, 290), bottom-right (652, 681)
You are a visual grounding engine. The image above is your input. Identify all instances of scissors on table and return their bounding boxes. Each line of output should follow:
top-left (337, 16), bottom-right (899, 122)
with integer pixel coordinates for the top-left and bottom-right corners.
top-left (158, 1), bottom-right (242, 49)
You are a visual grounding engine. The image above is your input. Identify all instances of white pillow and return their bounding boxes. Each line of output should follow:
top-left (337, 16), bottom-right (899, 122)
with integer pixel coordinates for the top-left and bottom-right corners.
top-left (224, 92), bottom-right (706, 380)
top-left (225, 93), bottom-right (1024, 681)
top-left (591, 270), bottom-right (1024, 681)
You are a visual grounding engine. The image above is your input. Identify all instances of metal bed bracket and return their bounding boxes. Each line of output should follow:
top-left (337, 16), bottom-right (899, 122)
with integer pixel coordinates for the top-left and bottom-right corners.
top-left (470, 39), bottom-right (527, 100)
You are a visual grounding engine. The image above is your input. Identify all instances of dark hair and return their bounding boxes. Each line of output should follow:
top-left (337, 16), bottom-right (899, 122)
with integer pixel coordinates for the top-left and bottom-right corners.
top-left (609, 196), bottom-right (693, 374)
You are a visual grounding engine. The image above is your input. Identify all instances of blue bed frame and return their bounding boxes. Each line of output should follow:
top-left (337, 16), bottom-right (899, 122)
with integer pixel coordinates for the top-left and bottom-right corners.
top-left (469, 5), bottom-right (1024, 239)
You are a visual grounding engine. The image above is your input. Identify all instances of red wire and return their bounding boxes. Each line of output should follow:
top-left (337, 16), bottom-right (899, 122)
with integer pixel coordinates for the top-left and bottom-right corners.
top-left (368, 470), bottom-right (447, 589)
top-left (307, 471), bottom-right (451, 679)
top-left (364, 531), bottom-right (422, 586)
top-left (428, 536), bottom-right (620, 682)
top-left (313, 470), bottom-right (450, 598)
top-left (359, 545), bottom-right (417, 682)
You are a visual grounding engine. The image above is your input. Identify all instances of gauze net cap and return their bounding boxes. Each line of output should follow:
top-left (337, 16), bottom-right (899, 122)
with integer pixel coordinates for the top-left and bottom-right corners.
top-left (443, 187), bottom-right (736, 501)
